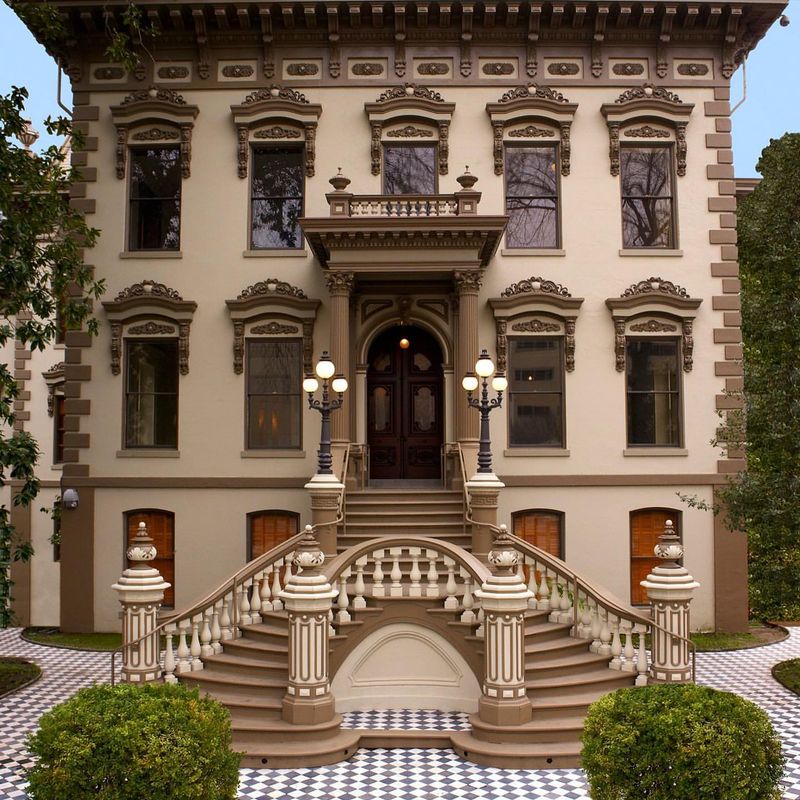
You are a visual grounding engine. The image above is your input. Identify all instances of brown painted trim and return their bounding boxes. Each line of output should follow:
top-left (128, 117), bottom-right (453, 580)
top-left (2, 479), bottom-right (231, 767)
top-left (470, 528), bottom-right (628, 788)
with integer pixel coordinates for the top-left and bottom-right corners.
top-left (358, 731), bottom-right (451, 749)
top-left (713, 495), bottom-right (749, 632)
top-left (60, 485), bottom-right (95, 632)
top-left (9, 499), bottom-right (32, 627)
top-left (66, 477), bottom-right (309, 489)
top-left (7, 480), bottom-right (61, 490)
top-left (499, 474), bottom-right (727, 487)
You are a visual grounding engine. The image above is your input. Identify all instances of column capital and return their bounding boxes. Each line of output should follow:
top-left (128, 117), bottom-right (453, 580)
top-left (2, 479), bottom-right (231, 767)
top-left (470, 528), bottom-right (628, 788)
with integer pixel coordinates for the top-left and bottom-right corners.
top-left (454, 269), bottom-right (483, 295)
top-left (325, 271), bottom-right (355, 296)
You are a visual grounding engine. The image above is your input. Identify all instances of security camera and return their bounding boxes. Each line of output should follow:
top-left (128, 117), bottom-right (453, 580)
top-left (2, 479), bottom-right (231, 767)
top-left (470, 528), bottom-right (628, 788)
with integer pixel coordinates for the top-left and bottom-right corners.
top-left (62, 488), bottom-right (80, 510)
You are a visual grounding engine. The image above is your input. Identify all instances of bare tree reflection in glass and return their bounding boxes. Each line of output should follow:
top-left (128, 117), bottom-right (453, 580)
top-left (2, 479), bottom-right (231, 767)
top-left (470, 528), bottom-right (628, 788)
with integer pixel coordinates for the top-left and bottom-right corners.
top-left (621, 146), bottom-right (675, 248)
top-left (505, 146), bottom-right (559, 249)
top-left (251, 147), bottom-right (304, 249)
top-left (383, 144), bottom-right (437, 195)
top-left (129, 147), bottom-right (181, 250)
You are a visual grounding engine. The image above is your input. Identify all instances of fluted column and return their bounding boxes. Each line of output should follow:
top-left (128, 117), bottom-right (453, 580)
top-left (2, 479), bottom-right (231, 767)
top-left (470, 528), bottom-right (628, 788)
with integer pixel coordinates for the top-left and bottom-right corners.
top-left (280, 527), bottom-right (338, 725)
top-left (454, 270), bottom-right (481, 442)
top-left (325, 271), bottom-right (354, 442)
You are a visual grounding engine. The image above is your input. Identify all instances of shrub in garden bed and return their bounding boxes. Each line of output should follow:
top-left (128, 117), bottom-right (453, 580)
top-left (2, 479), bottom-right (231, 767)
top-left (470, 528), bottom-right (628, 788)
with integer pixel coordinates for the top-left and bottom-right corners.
top-left (581, 683), bottom-right (783, 800)
top-left (27, 682), bottom-right (241, 800)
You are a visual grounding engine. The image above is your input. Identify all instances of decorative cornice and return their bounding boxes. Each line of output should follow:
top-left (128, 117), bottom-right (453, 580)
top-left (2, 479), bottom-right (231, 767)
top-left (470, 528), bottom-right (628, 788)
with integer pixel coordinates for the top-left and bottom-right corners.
top-left (130, 127), bottom-right (180, 141)
top-left (238, 279), bottom-right (307, 300)
top-left (501, 277), bottom-right (571, 298)
top-left (386, 125), bottom-right (434, 138)
top-left (252, 126), bottom-right (302, 139)
top-left (497, 84), bottom-right (570, 105)
top-left (615, 84), bottom-right (684, 105)
top-left (625, 125), bottom-right (671, 138)
top-left (251, 322), bottom-right (300, 335)
top-left (508, 124), bottom-right (555, 138)
top-left (115, 280), bottom-right (183, 301)
top-left (42, 362), bottom-right (65, 381)
top-left (127, 321), bottom-right (177, 335)
top-left (120, 86), bottom-right (187, 106)
top-left (629, 319), bottom-right (679, 332)
top-left (375, 84), bottom-right (445, 103)
top-left (511, 319), bottom-right (561, 333)
top-left (621, 277), bottom-right (690, 299)
top-left (242, 85), bottom-right (309, 105)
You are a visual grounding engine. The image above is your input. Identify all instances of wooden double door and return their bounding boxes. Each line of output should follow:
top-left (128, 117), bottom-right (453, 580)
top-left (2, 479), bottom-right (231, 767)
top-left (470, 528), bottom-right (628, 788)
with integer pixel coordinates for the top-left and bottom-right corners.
top-left (367, 326), bottom-right (443, 480)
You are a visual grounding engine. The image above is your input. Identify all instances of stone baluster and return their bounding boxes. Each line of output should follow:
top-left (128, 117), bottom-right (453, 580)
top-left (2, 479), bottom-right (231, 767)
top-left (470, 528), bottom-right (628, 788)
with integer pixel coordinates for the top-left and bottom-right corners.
top-left (211, 604), bottom-right (223, 654)
top-left (475, 527), bottom-right (533, 726)
top-left (425, 550), bottom-right (439, 598)
top-left (461, 572), bottom-right (475, 624)
top-left (634, 623), bottom-right (649, 686)
top-left (642, 520), bottom-right (699, 682)
top-left (271, 562), bottom-right (284, 612)
top-left (537, 570), bottom-right (550, 611)
top-left (409, 548), bottom-right (423, 598)
top-left (190, 615), bottom-right (203, 670)
top-left (237, 583), bottom-right (251, 627)
top-left (444, 558), bottom-right (458, 609)
top-left (475, 605), bottom-right (485, 638)
top-left (389, 547), bottom-right (403, 597)
top-left (352, 557), bottom-right (367, 609)
top-left (112, 520), bottom-right (171, 683)
top-left (548, 578), bottom-right (560, 622)
top-left (621, 621), bottom-right (636, 672)
top-left (372, 551), bottom-right (386, 597)
top-left (526, 559), bottom-right (538, 610)
top-left (219, 594), bottom-right (234, 640)
top-left (175, 620), bottom-right (192, 673)
top-left (250, 577), bottom-right (262, 625)
top-left (259, 570), bottom-right (273, 613)
top-left (280, 527), bottom-right (338, 725)
top-left (598, 610), bottom-right (612, 656)
top-left (578, 599), bottom-right (593, 639)
top-left (200, 611), bottom-right (214, 658)
top-left (590, 604), bottom-right (602, 653)
top-left (609, 617), bottom-right (622, 669)
top-left (336, 570), bottom-right (352, 624)
top-left (559, 580), bottom-right (572, 624)
top-left (163, 623), bottom-right (177, 684)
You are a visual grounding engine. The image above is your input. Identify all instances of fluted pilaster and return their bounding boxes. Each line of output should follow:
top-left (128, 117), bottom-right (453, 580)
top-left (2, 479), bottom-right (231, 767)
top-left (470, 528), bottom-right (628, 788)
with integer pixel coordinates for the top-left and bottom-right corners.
top-left (454, 270), bottom-right (482, 441)
top-left (325, 271), bottom-right (354, 442)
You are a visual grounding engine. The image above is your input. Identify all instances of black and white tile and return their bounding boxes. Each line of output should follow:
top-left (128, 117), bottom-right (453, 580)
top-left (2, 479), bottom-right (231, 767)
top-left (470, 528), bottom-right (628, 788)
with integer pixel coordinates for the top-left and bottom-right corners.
top-left (3, 626), bottom-right (800, 799)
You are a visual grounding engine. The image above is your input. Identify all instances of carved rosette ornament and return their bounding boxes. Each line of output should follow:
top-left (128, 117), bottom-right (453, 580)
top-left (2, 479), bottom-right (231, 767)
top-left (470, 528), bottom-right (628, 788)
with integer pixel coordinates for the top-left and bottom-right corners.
top-left (238, 279), bottom-right (307, 299)
top-left (501, 277), bottom-right (571, 298)
top-left (622, 277), bottom-right (690, 299)
top-left (115, 280), bottom-right (184, 301)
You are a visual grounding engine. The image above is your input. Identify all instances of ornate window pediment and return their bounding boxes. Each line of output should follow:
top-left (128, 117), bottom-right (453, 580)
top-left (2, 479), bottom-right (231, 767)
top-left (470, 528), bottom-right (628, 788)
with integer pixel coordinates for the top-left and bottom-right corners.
top-left (606, 277), bottom-right (702, 372)
top-left (225, 278), bottom-right (320, 375)
top-left (102, 280), bottom-right (198, 376)
top-left (364, 84), bottom-right (456, 177)
top-left (230, 85), bottom-right (323, 179)
top-left (600, 84), bottom-right (694, 177)
top-left (485, 85), bottom-right (578, 177)
top-left (489, 277), bottom-right (584, 373)
top-left (42, 362), bottom-right (65, 417)
top-left (110, 87), bottom-right (199, 180)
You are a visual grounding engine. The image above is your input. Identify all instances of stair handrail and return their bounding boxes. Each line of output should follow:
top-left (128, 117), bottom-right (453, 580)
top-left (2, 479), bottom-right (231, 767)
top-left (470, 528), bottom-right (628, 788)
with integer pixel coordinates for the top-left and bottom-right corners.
top-left (110, 456), bottom-right (351, 685)
top-left (445, 441), bottom-right (500, 539)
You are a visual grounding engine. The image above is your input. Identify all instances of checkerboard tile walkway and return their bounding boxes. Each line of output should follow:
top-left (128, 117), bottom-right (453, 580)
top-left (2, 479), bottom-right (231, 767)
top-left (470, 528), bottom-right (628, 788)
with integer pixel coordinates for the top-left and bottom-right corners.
top-left (3, 626), bottom-right (800, 799)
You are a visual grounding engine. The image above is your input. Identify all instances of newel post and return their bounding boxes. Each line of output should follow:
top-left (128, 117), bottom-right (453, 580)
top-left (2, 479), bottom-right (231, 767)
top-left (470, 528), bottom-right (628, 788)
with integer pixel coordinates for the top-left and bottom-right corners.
top-left (466, 474), bottom-right (504, 562)
top-left (280, 526), bottom-right (338, 724)
top-left (641, 519), bottom-right (699, 682)
top-left (475, 526), bottom-right (533, 725)
top-left (111, 521), bottom-right (170, 683)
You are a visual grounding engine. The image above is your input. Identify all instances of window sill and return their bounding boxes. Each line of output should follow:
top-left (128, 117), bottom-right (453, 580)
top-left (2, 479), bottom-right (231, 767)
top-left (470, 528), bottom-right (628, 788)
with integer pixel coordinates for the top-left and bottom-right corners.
top-left (503, 448), bottom-right (570, 457)
top-left (119, 251), bottom-right (183, 259)
top-left (623, 448), bottom-right (688, 457)
top-left (241, 450), bottom-right (307, 458)
top-left (501, 248), bottom-right (566, 257)
top-left (50, 463), bottom-right (64, 471)
top-left (116, 449), bottom-right (180, 458)
top-left (242, 249), bottom-right (308, 258)
top-left (618, 249), bottom-right (683, 257)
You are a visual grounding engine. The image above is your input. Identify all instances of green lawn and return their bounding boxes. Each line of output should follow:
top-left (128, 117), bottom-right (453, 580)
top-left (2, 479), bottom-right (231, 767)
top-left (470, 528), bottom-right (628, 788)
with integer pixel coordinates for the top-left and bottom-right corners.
top-left (690, 625), bottom-right (784, 652)
top-left (23, 628), bottom-right (122, 651)
top-left (0, 657), bottom-right (41, 696)
top-left (773, 658), bottom-right (800, 695)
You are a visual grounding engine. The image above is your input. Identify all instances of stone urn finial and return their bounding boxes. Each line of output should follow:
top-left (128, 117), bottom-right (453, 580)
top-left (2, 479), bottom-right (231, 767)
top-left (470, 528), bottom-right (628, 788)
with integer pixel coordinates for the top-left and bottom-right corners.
top-left (487, 524), bottom-right (519, 575)
top-left (329, 167), bottom-right (351, 192)
top-left (456, 166), bottom-right (479, 191)
top-left (126, 522), bottom-right (157, 569)
top-left (654, 519), bottom-right (683, 568)
top-left (292, 525), bottom-right (325, 573)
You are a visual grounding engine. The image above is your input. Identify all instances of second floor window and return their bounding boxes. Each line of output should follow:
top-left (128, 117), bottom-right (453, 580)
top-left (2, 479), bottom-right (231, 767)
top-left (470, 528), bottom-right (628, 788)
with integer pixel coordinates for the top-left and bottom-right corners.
top-left (620, 145), bottom-right (675, 249)
top-left (129, 146), bottom-right (181, 251)
top-left (505, 145), bottom-right (559, 249)
top-left (383, 144), bottom-right (437, 194)
top-left (508, 337), bottom-right (565, 447)
top-left (251, 146), bottom-right (304, 249)
top-left (53, 394), bottom-right (66, 464)
top-left (626, 338), bottom-right (681, 447)
top-left (125, 340), bottom-right (179, 448)
top-left (246, 339), bottom-right (302, 449)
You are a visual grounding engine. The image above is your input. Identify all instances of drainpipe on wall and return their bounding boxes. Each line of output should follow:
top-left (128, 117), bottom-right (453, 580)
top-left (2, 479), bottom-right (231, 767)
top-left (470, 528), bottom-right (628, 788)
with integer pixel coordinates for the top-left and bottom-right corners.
top-left (56, 58), bottom-right (72, 117)
top-left (730, 57), bottom-right (748, 115)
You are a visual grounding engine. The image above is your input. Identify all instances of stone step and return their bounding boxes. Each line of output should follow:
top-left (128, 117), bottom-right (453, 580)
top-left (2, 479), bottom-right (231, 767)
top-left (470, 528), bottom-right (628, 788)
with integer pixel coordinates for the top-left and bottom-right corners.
top-left (222, 637), bottom-right (289, 660)
top-left (345, 501), bottom-right (464, 514)
top-left (239, 622), bottom-right (289, 648)
top-left (524, 621), bottom-right (575, 644)
top-left (202, 651), bottom-right (288, 681)
top-left (526, 666), bottom-right (635, 700)
top-left (468, 711), bottom-right (586, 746)
top-left (450, 731), bottom-right (583, 769)
top-left (178, 666), bottom-right (287, 701)
top-left (525, 635), bottom-right (592, 658)
top-left (236, 728), bottom-right (362, 769)
top-left (524, 650), bottom-right (612, 679)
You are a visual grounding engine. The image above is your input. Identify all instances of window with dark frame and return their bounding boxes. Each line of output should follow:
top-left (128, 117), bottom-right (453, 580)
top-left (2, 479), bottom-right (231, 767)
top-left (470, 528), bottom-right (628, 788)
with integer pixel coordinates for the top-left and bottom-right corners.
top-left (620, 145), bottom-right (675, 249)
top-left (630, 509), bottom-right (680, 604)
top-left (508, 337), bottom-right (565, 447)
top-left (250, 146), bottom-right (304, 249)
top-left (505, 145), bottom-right (560, 249)
top-left (246, 339), bottom-right (302, 449)
top-left (53, 394), bottom-right (66, 464)
top-left (626, 338), bottom-right (681, 447)
top-left (124, 340), bottom-right (179, 449)
top-left (128, 146), bottom-right (181, 251)
top-left (383, 144), bottom-right (437, 195)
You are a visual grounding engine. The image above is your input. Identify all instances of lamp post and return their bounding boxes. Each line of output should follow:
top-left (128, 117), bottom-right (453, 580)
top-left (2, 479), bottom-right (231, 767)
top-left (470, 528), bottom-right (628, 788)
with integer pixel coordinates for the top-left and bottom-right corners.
top-left (462, 349), bottom-right (508, 475)
top-left (303, 351), bottom-right (348, 476)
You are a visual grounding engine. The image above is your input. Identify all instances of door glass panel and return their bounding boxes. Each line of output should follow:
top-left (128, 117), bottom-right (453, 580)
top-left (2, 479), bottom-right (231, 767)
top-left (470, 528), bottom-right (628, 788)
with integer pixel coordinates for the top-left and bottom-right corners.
top-left (372, 352), bottom-right (392, 372)
top-left (371, 386), bottom-right (392, 433)
top-left (413, 386), bottom-right (436, 432)
top-left (413, 352), bottom-right (433, 372)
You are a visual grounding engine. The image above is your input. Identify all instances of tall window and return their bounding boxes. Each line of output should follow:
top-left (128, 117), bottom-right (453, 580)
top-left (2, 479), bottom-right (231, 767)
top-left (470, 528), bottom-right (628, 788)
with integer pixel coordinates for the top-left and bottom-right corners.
top-left (508, 337), bottom-right (564, 447)
top-left (125, 340), bottom-right (179, 448)
top-left (246, 340), bottom-right (302, 449)
top-left (128, 146), bottom-right (181, 251)
top-left (127, 510), bottom-right (175, 606)
top-left (630, 509), bottom-right (679, 604)
top-left (620, 145), bottom-right (675, 248)
top-left (626, 339), bottom-right (681, 447)
top-left (53, 394), bottom-right (66, 464)
top-left (505, 145), bottom-right (559, 249)
top-left (250, 146), bottom-right (304, 249)
top-left (248, 511), bottom-right (299, 560)
top-left (513, 510), bottom-right (563, 558)
top-left (383, 144), bottom-right (437, 194)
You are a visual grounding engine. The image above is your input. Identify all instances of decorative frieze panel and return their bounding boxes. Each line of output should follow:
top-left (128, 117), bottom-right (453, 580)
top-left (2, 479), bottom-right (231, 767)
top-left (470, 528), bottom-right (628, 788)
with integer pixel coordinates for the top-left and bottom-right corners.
top-left (219, 62), bottom-right (256, 80)
top-left (544, 59), bottom-right (582, 78)
top-left (675, 60), bottom-right (713, 79)
top-left (349, 60), bottom-right (387, 78)
top-left (110, 88), bottom-right (199, 180)
top-left (156, 64), bottom-right (191, 81)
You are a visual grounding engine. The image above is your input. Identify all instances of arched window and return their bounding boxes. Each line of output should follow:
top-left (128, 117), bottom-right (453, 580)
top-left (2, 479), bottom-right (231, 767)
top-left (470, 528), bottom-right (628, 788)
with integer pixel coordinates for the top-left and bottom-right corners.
top-left (126, 510), bottom-right (175, 607)
top-left (248, 511), bottom-right (299, 560)
top-left (630, 508), bottom-right (681, 605)
top-left (512, 509), bottom-right (563, 558)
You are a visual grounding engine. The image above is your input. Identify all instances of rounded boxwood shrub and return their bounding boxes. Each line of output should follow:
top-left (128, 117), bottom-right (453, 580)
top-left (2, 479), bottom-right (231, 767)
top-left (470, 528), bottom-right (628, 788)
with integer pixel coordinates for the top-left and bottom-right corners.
top-left (27, 682), bottom-right (240, 800)
top-left (581, 683), bottom-right (783, 800)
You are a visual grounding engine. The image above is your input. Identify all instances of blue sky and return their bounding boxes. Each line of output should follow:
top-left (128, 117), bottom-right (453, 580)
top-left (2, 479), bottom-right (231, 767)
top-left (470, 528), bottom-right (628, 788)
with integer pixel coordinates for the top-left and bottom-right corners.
top-left (1, 0), bottom-right (798, 175)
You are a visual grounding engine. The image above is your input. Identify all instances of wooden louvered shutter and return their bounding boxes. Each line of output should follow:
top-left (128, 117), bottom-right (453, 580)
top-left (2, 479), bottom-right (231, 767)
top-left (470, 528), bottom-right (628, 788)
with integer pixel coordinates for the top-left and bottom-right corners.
top-left (631, 510), bottom-right (677, 605)
top-left (249, 512), bottom-right (298, 560)
top-left (127, 511), bottom-right (174, 607)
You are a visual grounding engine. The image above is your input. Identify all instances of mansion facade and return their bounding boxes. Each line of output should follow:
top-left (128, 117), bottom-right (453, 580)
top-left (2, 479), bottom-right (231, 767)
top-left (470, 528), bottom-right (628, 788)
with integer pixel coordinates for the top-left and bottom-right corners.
top-left (9, 0), bottom-right (785, 639)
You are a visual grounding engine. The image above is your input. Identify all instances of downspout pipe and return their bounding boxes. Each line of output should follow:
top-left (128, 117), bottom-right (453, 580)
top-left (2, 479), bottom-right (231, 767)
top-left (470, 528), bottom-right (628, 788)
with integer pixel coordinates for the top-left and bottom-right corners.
top-left (730, 57), bottom-right (748, 115)
top-left (56, 57), bottom-right (72, 117)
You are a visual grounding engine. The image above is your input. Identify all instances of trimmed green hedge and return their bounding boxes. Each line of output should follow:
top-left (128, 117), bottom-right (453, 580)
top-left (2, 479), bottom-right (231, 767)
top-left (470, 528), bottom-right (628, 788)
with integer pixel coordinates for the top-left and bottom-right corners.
top-left (581, 684), bottom-right (783, 800)
top-left (27, 682), bottom-right (241, 800)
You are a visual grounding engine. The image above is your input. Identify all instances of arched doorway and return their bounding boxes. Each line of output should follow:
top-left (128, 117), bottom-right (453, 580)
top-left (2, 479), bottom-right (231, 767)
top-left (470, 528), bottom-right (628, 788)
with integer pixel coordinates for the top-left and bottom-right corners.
top-left (367, 325), bottom-right (443, 480)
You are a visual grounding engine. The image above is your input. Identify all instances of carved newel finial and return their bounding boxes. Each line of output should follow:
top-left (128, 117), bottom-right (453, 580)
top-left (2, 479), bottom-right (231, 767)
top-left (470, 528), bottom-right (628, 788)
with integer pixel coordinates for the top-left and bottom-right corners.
top-left (487, 524), bottom-right (520, 575)
top-left (292, 525), bottom-right (325, 573)
top-left (654, 519), bottom-right (684, 568)
top-left (329, 168), bottom-right (351, 192)
top-left (456, 166), bottom-right (479, 191)
top-left (126, 522), bottom-right (158, 568)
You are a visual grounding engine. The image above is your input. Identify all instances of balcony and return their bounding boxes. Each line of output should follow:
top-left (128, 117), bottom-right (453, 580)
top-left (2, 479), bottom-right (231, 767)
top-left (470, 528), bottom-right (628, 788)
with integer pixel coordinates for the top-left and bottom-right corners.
top-left (300, 170), bottom-right (507, 275)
